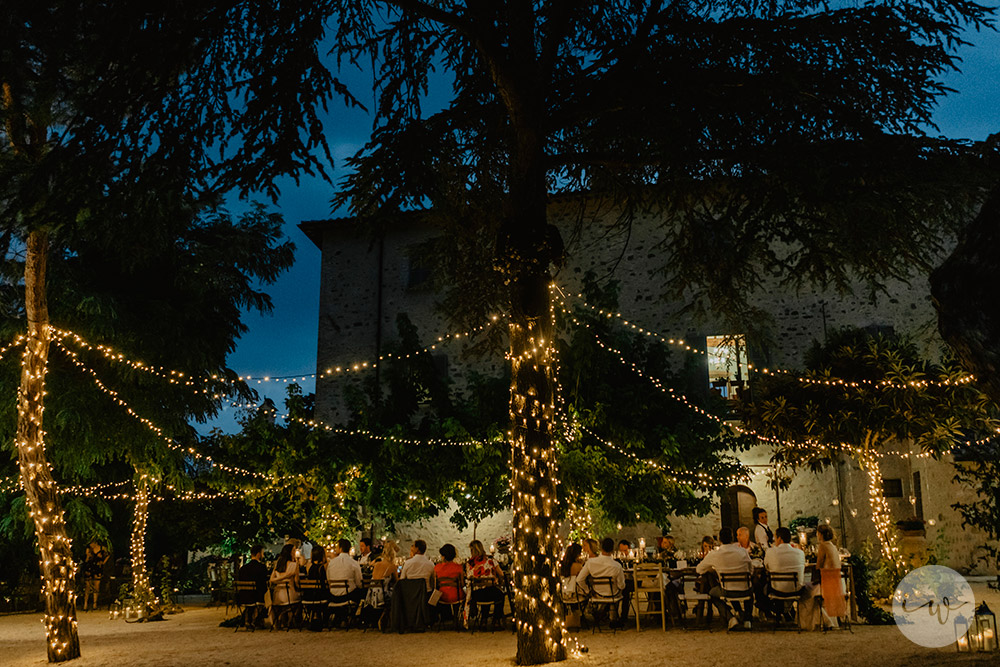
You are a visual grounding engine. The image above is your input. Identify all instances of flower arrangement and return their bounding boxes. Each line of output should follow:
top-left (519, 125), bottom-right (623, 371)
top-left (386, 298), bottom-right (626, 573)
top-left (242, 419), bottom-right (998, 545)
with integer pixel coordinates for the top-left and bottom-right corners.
top-left (493, 535), bottom-right (512, 553)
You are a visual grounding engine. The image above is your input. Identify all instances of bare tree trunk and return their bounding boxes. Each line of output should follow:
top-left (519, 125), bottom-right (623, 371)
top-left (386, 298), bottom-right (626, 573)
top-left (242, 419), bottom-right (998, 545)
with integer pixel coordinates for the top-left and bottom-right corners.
top-left (16, 230), bottom-right (81, 662)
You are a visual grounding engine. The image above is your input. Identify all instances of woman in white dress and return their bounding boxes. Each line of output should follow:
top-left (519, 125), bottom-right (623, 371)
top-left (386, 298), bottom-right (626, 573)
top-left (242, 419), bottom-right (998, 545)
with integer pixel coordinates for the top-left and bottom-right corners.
top-left (269, 544), bottom-right (301, 627)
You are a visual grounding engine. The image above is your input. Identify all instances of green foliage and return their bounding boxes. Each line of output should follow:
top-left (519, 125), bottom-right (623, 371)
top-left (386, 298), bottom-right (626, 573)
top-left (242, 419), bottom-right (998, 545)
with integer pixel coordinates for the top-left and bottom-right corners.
top-left (952, 440), bottom-right (1000, 572)
top-left (557, 274), bottom-right (754, 528)
top-left (847, 550), bottom-right (896, 626)
top-left (787, 515), bottom-right (819, 531)
top-left (740, 328), bottom-right (1000, 472)
top-left (333, 0), bottom-right (997, 338)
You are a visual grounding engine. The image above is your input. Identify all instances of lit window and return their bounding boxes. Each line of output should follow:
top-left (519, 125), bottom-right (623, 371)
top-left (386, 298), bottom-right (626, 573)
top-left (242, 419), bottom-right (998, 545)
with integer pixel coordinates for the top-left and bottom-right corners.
top-left (706, 334), bottom-right (747, 398)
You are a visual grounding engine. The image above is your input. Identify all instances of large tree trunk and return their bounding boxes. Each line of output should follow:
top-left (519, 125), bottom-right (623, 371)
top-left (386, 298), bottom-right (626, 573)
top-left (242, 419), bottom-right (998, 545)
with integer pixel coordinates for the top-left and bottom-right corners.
top-left (931, 182), bottom-right (1000, 403)
top-left (16, 230), bottom-right (82, 662)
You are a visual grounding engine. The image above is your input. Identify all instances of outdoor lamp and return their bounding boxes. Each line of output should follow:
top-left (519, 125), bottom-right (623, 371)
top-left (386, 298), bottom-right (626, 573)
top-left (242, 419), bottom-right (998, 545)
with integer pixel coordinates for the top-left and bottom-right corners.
top-left (956, 613), bottom-right (973, 652)
top-left (974, 602), bottom-right (997, 652)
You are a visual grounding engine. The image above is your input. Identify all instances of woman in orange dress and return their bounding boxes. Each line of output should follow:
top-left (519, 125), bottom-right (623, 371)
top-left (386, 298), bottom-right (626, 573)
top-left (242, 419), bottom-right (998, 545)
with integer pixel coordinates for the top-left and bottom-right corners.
top-left (816, 524), bottom-right (848, 626)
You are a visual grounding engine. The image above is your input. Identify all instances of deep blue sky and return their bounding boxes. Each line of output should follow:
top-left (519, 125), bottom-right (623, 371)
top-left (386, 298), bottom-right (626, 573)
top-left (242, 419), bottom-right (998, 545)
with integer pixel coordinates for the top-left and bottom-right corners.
top-left (201, 25), bottom-right (1000, 433)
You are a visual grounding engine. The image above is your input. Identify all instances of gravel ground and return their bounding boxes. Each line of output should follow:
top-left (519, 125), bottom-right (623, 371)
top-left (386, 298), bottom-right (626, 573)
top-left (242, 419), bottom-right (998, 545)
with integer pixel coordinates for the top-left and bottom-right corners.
top-left (2, 582), bottom-right (998, 666)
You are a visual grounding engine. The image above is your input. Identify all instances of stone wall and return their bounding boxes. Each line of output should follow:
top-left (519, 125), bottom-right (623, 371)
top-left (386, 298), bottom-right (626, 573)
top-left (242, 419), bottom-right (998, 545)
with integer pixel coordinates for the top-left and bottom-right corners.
top-left (307, 201), bottom-right (992, 572)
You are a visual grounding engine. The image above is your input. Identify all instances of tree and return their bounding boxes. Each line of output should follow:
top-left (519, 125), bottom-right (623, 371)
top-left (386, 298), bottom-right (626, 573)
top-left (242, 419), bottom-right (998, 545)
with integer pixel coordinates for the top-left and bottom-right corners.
top-left (739, 328), bottom-right (1000, 566)
top-left (329, 2), bottom-right (994, 662)
top-left (951, 440), bottom-right (1000, 575)
top-left (557, 275), bottom-right (752, 531)
top-left (3, 2), bottom-right (345, 658)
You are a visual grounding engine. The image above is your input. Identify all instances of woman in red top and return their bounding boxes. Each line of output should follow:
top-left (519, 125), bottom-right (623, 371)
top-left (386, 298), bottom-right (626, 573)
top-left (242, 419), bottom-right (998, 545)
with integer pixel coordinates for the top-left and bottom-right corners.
top-left (434, 543), bottom-right (465, 603)
top-left (466, 539), bottom-right (506, 628)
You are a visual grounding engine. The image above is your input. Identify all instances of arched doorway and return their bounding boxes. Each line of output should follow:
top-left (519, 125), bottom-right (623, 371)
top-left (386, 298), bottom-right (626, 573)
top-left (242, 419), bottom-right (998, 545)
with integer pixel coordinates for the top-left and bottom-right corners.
top-left (720, 485), bottom-right (757, 535)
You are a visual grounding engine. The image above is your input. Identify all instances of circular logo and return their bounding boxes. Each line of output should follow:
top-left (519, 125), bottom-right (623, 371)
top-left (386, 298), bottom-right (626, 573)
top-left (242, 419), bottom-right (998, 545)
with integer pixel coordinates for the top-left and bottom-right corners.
top-left (892, 565), bottom-right (975, 648)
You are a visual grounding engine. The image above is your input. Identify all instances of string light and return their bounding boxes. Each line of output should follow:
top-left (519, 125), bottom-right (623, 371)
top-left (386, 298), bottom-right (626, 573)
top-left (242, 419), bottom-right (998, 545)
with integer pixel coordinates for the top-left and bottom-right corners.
top-left (575, 423), bottom-right (755, 489)
top-left (53, 317), bottom-right (501, 387)
top-left (14, 323), bottom-right (80, 660)
top-left (554, 288), bottom-right (978, 390)
top-left (53, 340), bottom-right (280, 480)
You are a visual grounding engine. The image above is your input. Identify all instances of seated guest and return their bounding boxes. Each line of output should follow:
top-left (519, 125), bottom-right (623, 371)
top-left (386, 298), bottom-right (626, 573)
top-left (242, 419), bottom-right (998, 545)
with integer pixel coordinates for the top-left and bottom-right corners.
top-left (371, 540), bottom-right (399, 583)
top-left (697, 535), bottom-right (716, 559)
top-left (657, 535), bottom-right (676, 559)
top-left (307, 545), bottom-right (328, 583)
top-left (582, 538), bottom-right (601, 559)
top-left (696, 527), bottom-right (753, 630)
top-left (736, 527), bottom-right (752, 552)
top-left (560, 543), bottom-right (584, 601)
top-left (237, 544), bottom-right (268, 628)
top-left (357, 537), bottom-right (373, 567)
top-left (400, 539), bottom-right (436, 592)
top-left (576, 537), bottom-right (627, 629)
top-left (752, 507), bottom-right (774, 550)
top-left (326, 538), bottom-right (365, 604)
top-left (304, 546), bottom-right (330, 630)
top-left (763, 526), bottom-right (806, 621)
top-left (269, 544), bottom-right (301, 627)
top-left (434, 543), bottom-right (465, 604)
top-left (466, 539), bottom-right (506, 628)
top-left (615, 539), bottom-right (634, 625)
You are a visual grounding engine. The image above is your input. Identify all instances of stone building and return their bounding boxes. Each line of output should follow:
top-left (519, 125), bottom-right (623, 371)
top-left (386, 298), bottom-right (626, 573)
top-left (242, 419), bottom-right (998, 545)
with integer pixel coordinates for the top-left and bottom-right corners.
top-left (300, 200), bottom-right (993, 571)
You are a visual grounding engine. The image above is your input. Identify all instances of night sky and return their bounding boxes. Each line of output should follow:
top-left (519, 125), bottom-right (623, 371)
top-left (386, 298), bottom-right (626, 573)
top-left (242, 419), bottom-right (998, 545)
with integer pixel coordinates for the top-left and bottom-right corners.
top-left (201, 25), bottom-right (1000, 434)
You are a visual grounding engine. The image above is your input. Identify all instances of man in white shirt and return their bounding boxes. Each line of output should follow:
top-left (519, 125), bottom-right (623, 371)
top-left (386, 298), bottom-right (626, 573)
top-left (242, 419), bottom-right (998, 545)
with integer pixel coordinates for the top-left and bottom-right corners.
top-left (357, 538), bottom-right (373, 567)
top-left (696, 527), bottom-right (753, 629)
top-left (326, 538), bottom-right (365, 603)
top-left (399, 539), bottom-right (436, 592)
top-left (576, 537), bottom-right (627, 628)
top-left (763, 527), bottom-right (807, 620)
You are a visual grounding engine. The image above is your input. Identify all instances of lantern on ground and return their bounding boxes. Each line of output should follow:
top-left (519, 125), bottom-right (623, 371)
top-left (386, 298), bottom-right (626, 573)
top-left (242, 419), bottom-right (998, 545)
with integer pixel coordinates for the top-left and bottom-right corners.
top-left (956, 613), bottom-right (973, 652)
top-left (974, 602), bottom-right (997, 652)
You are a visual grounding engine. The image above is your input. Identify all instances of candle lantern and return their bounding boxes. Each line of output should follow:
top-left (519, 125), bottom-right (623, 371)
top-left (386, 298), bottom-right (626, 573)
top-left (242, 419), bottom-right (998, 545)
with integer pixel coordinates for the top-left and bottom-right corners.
top-left (956, 613), bottom-right (973, 652)
top-left (975, 602), bottom-right (997, 652)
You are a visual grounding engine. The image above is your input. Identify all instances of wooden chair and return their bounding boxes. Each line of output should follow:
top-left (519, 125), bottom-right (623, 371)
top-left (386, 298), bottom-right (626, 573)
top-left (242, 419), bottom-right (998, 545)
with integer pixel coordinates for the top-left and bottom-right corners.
top-left (718, 572), bottom-right (753, 631)
top-left (632, 562), bottom-right (666, 631)
top-left (467, 576), bottom-right (503, 632)
top-left (764, 571), bottom-right (802, 633)
top-left (232, 581), bottom-right (261, 632)
top-left (269, 581), bottom-right (298, 631)
top-left (328, 579), bottom-right (359, 629)
top-left (677, 568), bottom-right (712, 629)
top-left (584, 575), bottom-right (623, 633)
top-left (433, 575), bottom-right (465, 631)
top-left (299, 579), bottom-right (328, 630)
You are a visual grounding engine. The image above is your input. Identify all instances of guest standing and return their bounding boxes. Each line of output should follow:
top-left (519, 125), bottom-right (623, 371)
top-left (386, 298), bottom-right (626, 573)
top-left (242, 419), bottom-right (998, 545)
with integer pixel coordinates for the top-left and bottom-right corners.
top-left (81, 541), bottom-right (109, 611)
top-left (753, 507), bottom-right (774, 550)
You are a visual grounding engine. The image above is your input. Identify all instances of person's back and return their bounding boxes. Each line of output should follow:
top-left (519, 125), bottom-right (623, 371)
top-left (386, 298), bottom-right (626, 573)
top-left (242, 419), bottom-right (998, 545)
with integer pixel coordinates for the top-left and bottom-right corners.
top-left (764, 530), bottom-right (805, 594)
top-left (434, 544), bottom-right (464, 603)
top-left (577, 539), bottom-right (625, 595)
top-left (400, 539), bottom-right (435, 591)
top-left (237, 547), bottom-right (268, 604)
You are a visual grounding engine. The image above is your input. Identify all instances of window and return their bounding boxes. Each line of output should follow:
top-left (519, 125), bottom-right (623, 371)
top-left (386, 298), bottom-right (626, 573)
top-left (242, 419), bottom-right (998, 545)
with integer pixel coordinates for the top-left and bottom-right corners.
top-left (882, 478), bottom-right (903, 498)
top-left (405, 243), bottom-right (433, 290)
top-left (912, 472), bottom-right (924, 519)
top-left (706, 334), bottom-right (748, 398)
